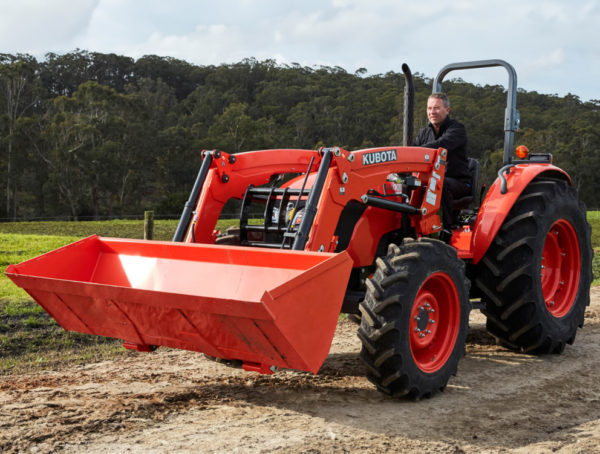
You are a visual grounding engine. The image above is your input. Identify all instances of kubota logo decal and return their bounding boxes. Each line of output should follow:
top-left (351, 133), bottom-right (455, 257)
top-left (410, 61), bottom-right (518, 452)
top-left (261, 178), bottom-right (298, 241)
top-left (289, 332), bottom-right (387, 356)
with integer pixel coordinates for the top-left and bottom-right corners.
top-left (362, 150), bottom-right (397, 166)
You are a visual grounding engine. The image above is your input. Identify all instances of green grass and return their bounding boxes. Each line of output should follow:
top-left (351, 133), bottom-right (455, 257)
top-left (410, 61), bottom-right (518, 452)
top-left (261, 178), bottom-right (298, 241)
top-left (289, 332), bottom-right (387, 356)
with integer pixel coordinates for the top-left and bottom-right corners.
top-left (0, 218), bottom-right (250, 241)
top-left (0, 326), bottom-right (133, 374)
top-left (0, 218), bottom-right (263, 375)
top-left (0, 219), bottom-right (257, 304)
top-left (0, 232), bottom-right (125, 374)
top-left (0, 233), bottom-right (82, 304)
top-left (587, 212), bottom-right (600, 285)
top-left (587, 211), bottom-right (600, 249)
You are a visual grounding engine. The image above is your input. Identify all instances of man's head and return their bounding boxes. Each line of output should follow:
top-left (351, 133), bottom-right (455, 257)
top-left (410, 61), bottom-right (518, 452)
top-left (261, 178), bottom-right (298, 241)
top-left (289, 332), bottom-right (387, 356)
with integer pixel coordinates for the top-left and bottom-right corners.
top-left (427, 92), bottom-right (450, 127)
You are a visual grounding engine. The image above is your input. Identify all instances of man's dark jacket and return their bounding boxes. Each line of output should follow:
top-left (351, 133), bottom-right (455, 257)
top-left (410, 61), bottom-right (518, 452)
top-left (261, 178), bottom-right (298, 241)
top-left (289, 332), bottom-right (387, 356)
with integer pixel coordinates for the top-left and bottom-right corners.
top-left (413, 116), bottom-right (471, 185)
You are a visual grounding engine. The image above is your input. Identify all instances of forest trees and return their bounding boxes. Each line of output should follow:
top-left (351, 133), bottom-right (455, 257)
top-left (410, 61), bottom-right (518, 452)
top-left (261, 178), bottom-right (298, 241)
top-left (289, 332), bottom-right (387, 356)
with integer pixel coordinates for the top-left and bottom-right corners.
top-left (0, 53), bottom-right (44, 218)
top-left (1, 51), bottom-right (599, 220)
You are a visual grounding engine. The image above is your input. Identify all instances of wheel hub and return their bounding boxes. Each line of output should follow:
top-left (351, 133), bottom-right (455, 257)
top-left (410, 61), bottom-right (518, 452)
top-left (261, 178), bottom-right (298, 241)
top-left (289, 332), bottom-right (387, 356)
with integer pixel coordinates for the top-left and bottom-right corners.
top-left (541, 219), bottom-right (581, 318)
top-left (409, 272), bottom-right (460, 373)
top-left (416, 309), bottom-right (430, 331)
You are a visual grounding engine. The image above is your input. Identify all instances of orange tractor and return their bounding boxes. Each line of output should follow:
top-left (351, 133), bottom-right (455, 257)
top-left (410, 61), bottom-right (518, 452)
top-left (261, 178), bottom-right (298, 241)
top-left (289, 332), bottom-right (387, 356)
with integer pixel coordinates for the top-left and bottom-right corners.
top-left (6, 60), bottom-right (592, 398)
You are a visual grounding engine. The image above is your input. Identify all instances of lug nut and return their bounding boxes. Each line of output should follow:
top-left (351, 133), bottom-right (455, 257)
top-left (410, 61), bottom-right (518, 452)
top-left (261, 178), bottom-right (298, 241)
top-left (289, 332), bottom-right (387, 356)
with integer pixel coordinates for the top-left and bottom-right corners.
top-left (554, 231), bottom-right (559, 235)
top-left (414, 316), bottom-right (420, 321)
top-left (424, 303), bottom-right (430, 307)
top-left (418, 306), bottom-right (424, 311)
top-left (429, 319), bottom-right (435, 324)
top-left (547, 301), bottom-right (555, 307)
top-left (419, 333), bottom-right (426, 338)
top-left (541, 265), bottom-right (545, 269)
top-left (561, 252), bottom-right (566, 256)
top-left (415, 328), bottom-right (421, 332)
top-left (429, 309), bottom-right (435, 313)
top-left (425, 330), bottom-right (432, 334)
top-left (560, 281), bottom-right (564, 285)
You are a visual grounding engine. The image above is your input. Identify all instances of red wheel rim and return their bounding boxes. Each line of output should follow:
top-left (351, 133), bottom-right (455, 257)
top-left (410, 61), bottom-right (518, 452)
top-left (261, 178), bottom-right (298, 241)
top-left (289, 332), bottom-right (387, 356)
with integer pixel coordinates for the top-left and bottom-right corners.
top-left (409, 272), bottom-right (460, 373)
top-left (541, 219), bottom-right (581, 317)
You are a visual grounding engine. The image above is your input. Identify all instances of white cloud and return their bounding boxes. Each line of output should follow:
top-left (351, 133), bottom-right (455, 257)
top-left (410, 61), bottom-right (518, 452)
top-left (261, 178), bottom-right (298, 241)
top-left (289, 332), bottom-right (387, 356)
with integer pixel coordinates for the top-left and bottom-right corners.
top-left (0, 0), bottom-right (99, 55)
top-left (0, 0), bottom-right (599, 99)
top-left (529, 49), bottom-right (566, 70)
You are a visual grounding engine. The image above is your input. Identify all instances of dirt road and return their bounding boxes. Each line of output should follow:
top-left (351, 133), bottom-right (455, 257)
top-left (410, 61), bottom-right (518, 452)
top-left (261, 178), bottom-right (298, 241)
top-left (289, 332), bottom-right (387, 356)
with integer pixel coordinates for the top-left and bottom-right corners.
top-left (2, 290), bottom-right (600, 453)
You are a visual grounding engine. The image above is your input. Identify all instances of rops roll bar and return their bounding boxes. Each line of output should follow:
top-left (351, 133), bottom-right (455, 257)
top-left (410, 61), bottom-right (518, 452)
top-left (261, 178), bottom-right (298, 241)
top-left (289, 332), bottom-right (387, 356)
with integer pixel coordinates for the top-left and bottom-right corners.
top-left (433, 59), bottom-right (520, 167)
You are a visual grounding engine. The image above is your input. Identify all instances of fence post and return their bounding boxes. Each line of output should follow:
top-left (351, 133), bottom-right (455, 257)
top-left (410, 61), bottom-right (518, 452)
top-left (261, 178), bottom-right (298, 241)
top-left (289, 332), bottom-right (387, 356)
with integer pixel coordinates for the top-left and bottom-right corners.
top-left (144, 211), bottom-right (154, 240)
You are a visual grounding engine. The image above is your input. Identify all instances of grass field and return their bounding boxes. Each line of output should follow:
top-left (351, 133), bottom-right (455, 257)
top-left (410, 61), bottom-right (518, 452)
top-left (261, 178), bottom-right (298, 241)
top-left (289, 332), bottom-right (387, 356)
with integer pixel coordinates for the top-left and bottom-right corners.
top-left (0, 218), bottom-right (245, 241)
top-left (0, 218), bottom-right (251, 375)
top-left (1, 215), bottom-right (599, 375)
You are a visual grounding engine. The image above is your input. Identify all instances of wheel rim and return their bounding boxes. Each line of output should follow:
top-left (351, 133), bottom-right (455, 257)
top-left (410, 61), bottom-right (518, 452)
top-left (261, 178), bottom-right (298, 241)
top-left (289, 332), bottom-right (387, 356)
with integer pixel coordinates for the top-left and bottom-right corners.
top-left (541, 219), bottom-right (581, 317)
top-left (409, 272), bottom-right (460, 373)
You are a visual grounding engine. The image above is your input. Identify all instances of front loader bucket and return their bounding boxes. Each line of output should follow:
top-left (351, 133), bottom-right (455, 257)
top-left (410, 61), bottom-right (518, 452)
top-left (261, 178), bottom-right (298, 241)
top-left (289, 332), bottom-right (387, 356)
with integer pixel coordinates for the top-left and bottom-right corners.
top-left (6, 236), bottom-right (353, 374)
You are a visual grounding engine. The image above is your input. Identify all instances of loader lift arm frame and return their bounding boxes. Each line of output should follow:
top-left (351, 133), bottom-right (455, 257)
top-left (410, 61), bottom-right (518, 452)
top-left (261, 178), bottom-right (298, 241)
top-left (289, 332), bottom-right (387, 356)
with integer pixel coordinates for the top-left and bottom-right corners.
top-left (183, 146), bottom-right (448, 259)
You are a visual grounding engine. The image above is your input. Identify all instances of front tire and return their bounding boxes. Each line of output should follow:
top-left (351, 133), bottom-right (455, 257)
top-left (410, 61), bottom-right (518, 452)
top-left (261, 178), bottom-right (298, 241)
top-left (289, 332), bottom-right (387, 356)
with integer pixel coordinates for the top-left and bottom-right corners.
top-left (358, 238), bottom-right (471, 399)
top-left (476, 179), bottom-right (592, 354)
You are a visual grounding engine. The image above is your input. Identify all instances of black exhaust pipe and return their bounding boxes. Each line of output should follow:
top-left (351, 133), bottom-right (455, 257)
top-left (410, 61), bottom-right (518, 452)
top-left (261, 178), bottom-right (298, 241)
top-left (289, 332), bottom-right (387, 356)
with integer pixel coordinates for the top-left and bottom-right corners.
top-left (402, 63), bottom-right (415, 147)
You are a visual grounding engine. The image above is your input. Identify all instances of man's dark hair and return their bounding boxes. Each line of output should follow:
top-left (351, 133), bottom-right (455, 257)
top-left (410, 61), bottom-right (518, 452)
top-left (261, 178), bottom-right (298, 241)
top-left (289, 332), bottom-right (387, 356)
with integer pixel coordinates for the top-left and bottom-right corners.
top-left (429, 92), bottom-right (450, 108)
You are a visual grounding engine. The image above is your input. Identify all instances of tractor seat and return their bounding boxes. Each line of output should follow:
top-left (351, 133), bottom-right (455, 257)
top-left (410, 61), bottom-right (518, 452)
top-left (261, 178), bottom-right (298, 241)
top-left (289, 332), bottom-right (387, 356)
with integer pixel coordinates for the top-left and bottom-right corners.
top-left (451, 158), bottom-right (480, 211)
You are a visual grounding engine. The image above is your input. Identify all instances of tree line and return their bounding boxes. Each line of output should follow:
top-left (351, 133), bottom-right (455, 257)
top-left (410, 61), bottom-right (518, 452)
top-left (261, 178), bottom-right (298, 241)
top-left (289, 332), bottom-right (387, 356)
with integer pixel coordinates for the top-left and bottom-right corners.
top-left (1, 50), bottom-right (599, 221)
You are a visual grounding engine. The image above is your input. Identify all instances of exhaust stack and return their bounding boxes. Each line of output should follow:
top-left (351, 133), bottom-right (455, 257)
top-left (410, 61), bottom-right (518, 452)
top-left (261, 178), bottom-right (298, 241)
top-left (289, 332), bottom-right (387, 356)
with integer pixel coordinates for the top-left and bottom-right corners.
top-left (402, 63), bottom-right (415, 147)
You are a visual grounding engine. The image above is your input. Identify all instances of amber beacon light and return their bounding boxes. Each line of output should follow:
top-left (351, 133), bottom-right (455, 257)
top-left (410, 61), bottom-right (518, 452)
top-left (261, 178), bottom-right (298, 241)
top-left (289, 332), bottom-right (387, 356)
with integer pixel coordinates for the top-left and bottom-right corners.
top-left (515, 145), bottom-right (529, 159)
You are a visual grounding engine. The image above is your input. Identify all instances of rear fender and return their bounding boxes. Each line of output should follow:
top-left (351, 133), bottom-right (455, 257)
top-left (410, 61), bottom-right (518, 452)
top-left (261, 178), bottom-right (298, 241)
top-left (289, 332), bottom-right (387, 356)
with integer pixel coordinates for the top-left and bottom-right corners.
top-left (471, 164), bottom-right (571, 264)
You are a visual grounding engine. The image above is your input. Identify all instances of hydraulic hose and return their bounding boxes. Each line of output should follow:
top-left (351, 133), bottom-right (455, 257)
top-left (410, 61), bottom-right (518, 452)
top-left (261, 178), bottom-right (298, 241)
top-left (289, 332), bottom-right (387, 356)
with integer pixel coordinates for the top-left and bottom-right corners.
top-left (172, 150), bottom-right (216, 242)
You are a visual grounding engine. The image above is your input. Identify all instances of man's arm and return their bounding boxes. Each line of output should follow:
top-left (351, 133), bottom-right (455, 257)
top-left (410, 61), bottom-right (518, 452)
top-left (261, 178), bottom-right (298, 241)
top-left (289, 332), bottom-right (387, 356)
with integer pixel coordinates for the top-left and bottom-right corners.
top-left (412, 128), bottom-right (427, 146)
top-left (419, 122), bottom-right (467, 150)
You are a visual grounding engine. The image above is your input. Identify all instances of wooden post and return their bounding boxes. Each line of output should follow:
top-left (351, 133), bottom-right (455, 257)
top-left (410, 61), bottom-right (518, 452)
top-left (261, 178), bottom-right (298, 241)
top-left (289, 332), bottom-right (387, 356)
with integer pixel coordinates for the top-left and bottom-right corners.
top-left (144, 211), bottom-right (154, 240)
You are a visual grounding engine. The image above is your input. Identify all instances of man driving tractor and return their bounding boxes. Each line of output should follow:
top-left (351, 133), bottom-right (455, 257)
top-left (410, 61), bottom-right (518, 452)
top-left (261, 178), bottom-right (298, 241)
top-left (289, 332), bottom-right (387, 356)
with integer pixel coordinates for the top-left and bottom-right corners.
top-left (413, 92), bottom-right (471, 240)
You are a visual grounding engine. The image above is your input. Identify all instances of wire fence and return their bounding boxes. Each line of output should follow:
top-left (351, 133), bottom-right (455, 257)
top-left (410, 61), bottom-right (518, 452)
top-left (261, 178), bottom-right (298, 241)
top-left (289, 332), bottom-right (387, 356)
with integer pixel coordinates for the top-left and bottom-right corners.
top-left (0, 213), bottom-right (265, 223)
top-left (3, 207), bottom-right (600, 223)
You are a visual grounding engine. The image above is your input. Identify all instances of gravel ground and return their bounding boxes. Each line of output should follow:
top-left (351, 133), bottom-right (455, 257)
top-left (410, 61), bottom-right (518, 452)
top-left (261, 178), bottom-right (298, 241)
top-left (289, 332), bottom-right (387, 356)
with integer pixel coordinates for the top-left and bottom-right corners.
top-left (2, 289), bottom-right (600, 453)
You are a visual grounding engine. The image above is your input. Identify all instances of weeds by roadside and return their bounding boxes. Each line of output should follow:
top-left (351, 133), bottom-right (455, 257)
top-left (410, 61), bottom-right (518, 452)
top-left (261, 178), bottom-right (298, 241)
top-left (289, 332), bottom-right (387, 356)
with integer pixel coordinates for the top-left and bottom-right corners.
top-left (0, 299), bottom-right (131, 375)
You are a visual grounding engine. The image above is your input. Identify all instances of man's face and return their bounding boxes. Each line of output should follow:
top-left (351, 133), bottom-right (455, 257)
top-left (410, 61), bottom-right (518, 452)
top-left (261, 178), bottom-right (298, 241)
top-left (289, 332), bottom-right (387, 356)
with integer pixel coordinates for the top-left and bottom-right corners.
top-left (427, 97), bottom-right (450, 126)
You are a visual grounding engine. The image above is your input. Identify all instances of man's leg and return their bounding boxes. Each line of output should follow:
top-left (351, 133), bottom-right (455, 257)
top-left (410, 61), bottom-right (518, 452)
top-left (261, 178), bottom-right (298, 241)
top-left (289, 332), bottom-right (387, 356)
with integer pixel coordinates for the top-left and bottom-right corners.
top-left (441, 177), bottom-right (472, 229)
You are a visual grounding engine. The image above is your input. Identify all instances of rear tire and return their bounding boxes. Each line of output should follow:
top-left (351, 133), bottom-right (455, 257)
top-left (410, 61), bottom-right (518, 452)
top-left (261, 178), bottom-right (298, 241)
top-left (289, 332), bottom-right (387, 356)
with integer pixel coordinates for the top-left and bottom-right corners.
top-left (476, 179), bottom-right (592, 354)
top-left (358, 238), bottom-right (471, 399)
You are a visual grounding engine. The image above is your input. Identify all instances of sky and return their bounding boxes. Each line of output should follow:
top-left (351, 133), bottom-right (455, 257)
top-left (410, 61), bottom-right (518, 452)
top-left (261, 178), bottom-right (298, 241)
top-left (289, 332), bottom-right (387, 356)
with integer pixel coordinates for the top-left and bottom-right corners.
top-left (0, 0), bottom-right (598, 101)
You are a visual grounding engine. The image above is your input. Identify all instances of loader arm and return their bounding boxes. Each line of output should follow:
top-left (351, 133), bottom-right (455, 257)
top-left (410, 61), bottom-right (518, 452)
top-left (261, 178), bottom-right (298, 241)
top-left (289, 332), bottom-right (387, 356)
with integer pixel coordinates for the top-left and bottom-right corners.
top-left (307, 146), bottom-right (446, 253)
top-left (187, 150), bottom-right (322, 244)
top-left (187, 146), bottom-right (447, 256)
